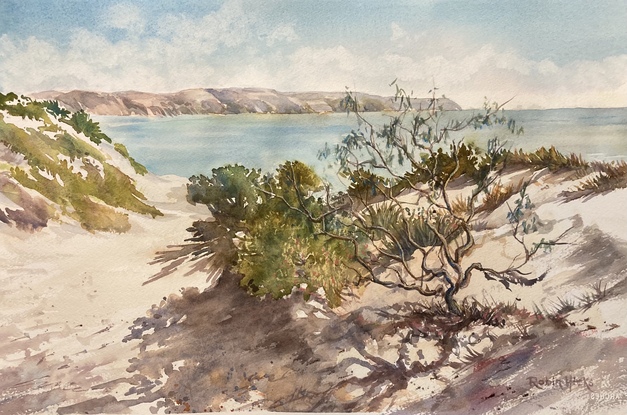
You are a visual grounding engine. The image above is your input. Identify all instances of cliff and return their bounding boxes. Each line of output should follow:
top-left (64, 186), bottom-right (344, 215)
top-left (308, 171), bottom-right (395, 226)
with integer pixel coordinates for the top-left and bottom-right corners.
top-left (32, 88), bottom-right (462, 116)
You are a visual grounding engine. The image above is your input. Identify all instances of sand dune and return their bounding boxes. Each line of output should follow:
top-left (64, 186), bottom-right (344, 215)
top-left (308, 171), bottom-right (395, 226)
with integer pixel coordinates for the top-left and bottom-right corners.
top-left (1, 167), bottom-right (626, 414)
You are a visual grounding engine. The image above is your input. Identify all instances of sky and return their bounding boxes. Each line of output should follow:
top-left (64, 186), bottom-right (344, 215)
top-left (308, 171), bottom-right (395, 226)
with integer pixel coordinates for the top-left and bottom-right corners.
top-left (0, 0), bottom-right (626, 109)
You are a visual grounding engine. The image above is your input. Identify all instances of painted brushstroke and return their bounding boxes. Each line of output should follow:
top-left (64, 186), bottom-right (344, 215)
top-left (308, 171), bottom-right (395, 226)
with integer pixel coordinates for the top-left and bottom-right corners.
top-left (1, 1), bottom-right (626, 414)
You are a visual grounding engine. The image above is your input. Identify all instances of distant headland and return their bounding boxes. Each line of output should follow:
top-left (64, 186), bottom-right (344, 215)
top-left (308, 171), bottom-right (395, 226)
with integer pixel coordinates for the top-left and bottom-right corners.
top-left (32, 88), bottom-right (462, 116)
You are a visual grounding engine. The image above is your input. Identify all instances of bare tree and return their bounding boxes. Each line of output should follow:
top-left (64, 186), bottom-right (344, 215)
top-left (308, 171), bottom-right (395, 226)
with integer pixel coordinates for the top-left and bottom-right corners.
top-left (270, 85), bottom-right (568, 314)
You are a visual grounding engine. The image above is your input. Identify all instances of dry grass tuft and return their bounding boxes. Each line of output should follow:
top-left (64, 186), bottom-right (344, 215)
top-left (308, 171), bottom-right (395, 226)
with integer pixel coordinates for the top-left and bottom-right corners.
top-left (503, 146), bottom-right (588, 171)
top-left (410, 297), bottom-right (524, 330)
top-left (575, 280), bottom-right (611, 311)
top-left (560, 160), bottom-right (627, 200)
top-left (451, 195), bottom-right (471, 217)
top-left (477, 179), bottom-right (525, 214)
top-left (577, 161), bottom-right (627, 192)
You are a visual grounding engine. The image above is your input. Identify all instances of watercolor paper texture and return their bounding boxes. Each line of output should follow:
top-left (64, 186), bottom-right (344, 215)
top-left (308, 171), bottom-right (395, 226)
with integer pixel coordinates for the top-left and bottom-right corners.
top-left (1, 1), bottom-right (626, 414)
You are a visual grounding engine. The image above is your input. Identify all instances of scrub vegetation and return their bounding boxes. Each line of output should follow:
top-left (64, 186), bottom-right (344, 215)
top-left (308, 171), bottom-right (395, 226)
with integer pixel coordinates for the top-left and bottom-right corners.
top-left (0, 92), bottom-right (160, 232)
top-left (141, 87), bottom-right (627, 413)
top-left (155, 87), bottom-right (582, 314)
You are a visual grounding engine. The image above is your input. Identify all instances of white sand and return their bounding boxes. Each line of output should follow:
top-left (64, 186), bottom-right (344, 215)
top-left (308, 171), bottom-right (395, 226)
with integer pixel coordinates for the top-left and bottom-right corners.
top-left (0, 173), bottom-right (212, 414)
top-left (1, 166), bottom-right (626, 414)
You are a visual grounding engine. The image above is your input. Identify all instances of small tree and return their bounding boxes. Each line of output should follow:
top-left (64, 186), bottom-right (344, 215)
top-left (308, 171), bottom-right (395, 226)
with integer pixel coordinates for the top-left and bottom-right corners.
top-left (156, 86), bottom-right (567, 315)
top-left (310, 86), bottom-right (566, 314)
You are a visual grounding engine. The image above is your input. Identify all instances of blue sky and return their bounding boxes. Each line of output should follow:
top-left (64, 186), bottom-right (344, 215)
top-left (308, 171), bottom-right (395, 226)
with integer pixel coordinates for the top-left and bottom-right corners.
top-left (1, 0), bottom-right (626, 108)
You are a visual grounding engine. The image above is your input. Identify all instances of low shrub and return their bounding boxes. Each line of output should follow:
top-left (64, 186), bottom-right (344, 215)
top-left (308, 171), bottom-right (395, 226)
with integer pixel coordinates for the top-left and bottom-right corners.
top-left (477, 179), bottom-right (525, 214)
top-left (502, 146), bottom-right (588, 171)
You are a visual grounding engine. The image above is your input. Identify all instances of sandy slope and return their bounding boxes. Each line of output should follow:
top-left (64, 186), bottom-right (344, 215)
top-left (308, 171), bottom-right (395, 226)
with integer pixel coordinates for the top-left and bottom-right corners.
top-left (390, 184), bottom-right (627, 414)
top-left (1, 170), bottom-right (626, 415)
top-left (0, 174), bottom-right (212, 414)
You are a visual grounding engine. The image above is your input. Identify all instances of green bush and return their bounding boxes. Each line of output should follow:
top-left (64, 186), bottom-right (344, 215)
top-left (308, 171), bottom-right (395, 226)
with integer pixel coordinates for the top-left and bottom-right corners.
top-left (237, 213), bottom-right (357, 307)
top-left (62, 110), bottom-right (112, 144)
top-left (188, 164), bottom-right (263, 225)
top-left (183, 161), bottom-right (362, 306)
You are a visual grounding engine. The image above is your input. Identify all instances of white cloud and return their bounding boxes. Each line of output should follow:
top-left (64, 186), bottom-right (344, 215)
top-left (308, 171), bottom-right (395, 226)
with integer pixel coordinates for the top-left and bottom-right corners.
top-left (265, 24), bottom-right (299, 46)
top-left (390, 23), bottom-right (407, 42)
top-left (0, 30), bottom-right (217, 93)
top-left (537, 59), bottom-right (558, 75)
top-left (156, 0), bottom-right (254, 52)
top-left (104, 3), bottom-right (145, 34)
top-left (0, 13), bottom-right (625, 109)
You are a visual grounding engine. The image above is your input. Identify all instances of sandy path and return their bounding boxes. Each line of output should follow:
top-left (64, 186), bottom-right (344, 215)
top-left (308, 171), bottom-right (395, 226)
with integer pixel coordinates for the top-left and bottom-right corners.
top-left (0, 175), bottom-right (211, 414)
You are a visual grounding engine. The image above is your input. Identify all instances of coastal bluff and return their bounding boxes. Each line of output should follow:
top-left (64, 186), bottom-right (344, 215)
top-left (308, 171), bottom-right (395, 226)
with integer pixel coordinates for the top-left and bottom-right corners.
top-left (32, 88), bottom-right (462, 116)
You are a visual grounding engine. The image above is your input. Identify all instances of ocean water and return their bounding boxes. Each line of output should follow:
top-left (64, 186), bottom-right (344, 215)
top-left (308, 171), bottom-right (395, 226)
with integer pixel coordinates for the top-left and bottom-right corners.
top-left (96, 107), bottom-right (627, 181)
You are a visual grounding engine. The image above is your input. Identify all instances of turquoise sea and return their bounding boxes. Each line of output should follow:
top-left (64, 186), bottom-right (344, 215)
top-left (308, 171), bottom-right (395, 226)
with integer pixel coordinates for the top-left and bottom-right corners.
top-left (96, 108), bottom-right (627, 180)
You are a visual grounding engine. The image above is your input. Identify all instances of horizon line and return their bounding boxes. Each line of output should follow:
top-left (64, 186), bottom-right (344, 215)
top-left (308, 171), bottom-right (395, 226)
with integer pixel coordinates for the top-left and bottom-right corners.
top-left (20, 86), bottom-right (627, 112)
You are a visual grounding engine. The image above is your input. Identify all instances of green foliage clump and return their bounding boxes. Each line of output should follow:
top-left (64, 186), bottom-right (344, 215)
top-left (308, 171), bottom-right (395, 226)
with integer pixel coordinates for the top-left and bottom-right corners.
top-left (362, 203), bottom-right (462, 258)
top-left (0, 92), bottom-right (16, 107)
top-left (0, 92), bottom-right (50, 122)
top-left (502, 146), bottom-right (588, 171)
top-left (2, 125), bottom-right (161, 231)
top-left (40, 100), bottom-right (71, 118)
top-left (185, 162), bottom-right (360, 306)
top-left (114, 143), bottom-right (148, 175)
top-left (343, 168), bottom-right (392, 206)
top-left (62, 110), bottom-right (112, 144)
top-left (1, 93), bottom-right (111, 145)
top-left (400, 142), bottom-right (492, 191)
top-left (238, 214), bottom-right (356, 307)
top-left (189, 165), bottom-right (263, 225)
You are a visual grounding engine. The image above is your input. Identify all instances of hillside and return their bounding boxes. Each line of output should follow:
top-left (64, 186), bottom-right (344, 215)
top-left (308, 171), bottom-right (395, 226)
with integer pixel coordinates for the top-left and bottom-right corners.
top-left (32, 88), bottom-right (463, 116)
top-left (0, 92), bottom-right (161, 232)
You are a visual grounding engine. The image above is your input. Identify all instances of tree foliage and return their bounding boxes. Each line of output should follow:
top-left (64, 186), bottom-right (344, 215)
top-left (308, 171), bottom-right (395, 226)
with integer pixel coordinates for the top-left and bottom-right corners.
top-left (180, 162), bottom-right (361, 306)
top-left (312, 86), bottom-right (565, 314)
